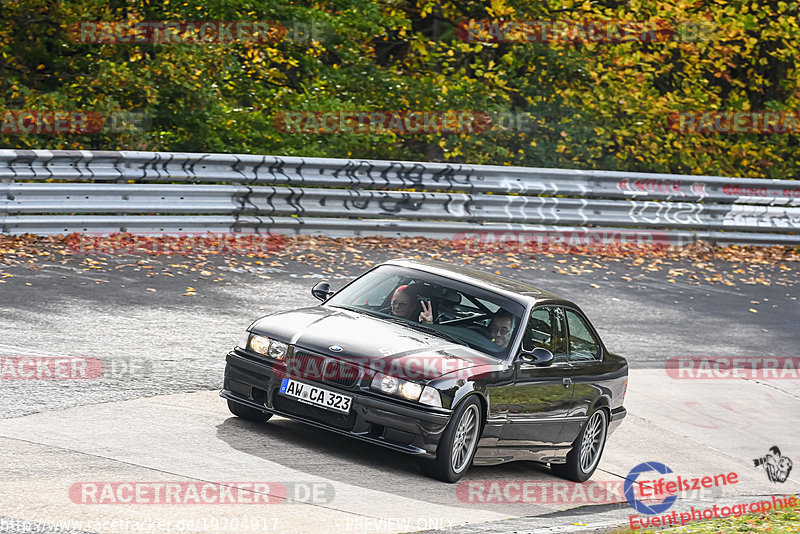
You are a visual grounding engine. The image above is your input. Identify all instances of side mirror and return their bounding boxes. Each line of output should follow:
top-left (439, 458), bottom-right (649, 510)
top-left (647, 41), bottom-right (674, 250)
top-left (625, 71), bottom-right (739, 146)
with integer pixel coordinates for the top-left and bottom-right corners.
top-left (311, 281), bottom-right (334, 302)
top-left (519, 347), bottom-right (554, 367)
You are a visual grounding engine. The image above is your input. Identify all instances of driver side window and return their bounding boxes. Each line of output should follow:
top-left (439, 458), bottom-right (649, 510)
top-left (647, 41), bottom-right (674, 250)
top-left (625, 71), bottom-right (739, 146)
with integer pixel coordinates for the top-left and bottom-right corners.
top-left (565, 310), bottom-right (602, 361)
top-left (522, 307), bottom-right (568, 363)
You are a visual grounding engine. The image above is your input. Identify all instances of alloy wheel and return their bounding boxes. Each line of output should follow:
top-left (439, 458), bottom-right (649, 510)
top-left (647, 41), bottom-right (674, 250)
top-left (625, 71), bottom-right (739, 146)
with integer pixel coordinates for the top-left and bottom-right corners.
top-left (451, 404), bottom-right (479, 473)
top-left (579, 410), bottom-right (606, 473)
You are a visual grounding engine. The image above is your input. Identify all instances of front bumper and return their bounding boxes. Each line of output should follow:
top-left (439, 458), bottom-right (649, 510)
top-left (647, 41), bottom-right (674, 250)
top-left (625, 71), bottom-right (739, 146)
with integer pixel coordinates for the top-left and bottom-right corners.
top-left (221, 350), bottom-right (452, 459)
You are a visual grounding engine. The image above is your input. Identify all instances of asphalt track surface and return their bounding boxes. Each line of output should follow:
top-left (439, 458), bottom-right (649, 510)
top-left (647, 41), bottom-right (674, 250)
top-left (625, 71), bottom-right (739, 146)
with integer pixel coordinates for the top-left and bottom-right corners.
top-left (1, 247), bottom-right (798, 533)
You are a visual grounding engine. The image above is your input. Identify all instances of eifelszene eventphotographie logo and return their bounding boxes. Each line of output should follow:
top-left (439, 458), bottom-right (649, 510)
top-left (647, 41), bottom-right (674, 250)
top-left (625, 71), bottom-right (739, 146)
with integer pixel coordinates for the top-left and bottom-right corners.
top-left (625, 462), bottom-right (678, 514)
top-left (753, 446), bottom-right (793, 483)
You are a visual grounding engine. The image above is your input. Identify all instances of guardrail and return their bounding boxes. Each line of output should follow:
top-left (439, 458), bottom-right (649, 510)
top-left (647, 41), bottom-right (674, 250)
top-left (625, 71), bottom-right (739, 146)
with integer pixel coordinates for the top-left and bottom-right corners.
top-left (1, 150), bottom-right (799, 245)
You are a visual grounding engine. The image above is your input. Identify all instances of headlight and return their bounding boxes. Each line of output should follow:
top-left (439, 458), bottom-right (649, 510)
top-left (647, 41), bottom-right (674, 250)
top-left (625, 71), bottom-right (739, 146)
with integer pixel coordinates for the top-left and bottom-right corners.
top-left (371, 373), bottom-right (426, 402)
top-left (380, 375), bottom-right (399, 394)
top-left (267, 340), bottom-right (288, 360)
top-left (249, 335), bottom-right (287, 361)
top-left (250, 335), bottom-right (271, 355)
top-left (399, 381), bottom-right (422, 401)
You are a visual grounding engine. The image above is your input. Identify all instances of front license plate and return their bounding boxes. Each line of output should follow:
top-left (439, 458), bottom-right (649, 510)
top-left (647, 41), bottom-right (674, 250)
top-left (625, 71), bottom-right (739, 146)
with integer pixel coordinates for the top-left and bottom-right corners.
top-left (279, 378), bottom-right (353, 414)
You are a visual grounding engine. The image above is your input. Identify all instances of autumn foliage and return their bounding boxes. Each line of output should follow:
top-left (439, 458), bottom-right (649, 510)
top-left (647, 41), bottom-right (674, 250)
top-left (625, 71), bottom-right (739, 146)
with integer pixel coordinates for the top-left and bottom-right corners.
top-left (1, 0), bottom-right (799, 178)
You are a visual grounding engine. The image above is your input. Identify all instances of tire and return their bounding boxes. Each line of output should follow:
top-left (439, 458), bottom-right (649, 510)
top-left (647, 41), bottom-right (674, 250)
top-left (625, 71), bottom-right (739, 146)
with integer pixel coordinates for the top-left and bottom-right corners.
top-left (551, 408), bottom-right (608, 482)
top-left (422, 396), bottom-right (482, 483)
top-left (227, 399), bottom-right (272, 423)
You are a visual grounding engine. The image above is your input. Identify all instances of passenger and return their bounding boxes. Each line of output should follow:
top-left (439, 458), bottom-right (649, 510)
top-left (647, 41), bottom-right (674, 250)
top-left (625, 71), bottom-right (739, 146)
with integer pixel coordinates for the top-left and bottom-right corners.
top-left (390, 284), bottom-right (433, 324)
top-left (488, 310), bottom-right (514, 348)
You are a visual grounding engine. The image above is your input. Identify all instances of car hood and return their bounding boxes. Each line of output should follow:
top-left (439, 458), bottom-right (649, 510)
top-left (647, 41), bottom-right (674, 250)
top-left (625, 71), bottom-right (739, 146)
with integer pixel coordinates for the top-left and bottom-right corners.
top-left (249, 306), bottom-right (501, 380)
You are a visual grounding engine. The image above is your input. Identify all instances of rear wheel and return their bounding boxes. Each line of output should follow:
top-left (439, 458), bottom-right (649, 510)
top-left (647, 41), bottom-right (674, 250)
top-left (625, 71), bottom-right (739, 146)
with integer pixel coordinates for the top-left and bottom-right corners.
top-left (422, 396), bottom-right (482, 483)
top-left (227, 399), bottom-right (272, 423)
top-left (551, 408), bottom-right (607, 482)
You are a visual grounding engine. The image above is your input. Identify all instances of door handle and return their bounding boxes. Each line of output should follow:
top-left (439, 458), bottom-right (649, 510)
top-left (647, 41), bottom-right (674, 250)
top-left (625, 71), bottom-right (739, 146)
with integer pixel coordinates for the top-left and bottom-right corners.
top-left (562, 378), bottom-right (572, 388)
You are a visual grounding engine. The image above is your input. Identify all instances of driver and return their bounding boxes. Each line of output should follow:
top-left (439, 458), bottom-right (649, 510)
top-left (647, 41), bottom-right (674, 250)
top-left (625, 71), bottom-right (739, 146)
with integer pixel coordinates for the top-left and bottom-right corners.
top-left (390, 284), bottom-right (433, 324)
top-left (488, 310), bottom-right (514, 348)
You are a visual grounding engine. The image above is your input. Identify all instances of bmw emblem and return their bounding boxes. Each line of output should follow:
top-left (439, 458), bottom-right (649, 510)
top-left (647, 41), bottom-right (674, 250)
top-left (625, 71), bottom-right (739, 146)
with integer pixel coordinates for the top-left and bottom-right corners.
top-left (328, 345), bottom-right (343, 353)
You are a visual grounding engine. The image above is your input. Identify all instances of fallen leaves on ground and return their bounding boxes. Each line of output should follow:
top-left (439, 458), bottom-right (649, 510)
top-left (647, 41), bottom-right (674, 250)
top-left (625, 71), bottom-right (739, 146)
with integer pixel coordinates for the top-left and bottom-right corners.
top-left (0, 233), bottom-right (798, 289)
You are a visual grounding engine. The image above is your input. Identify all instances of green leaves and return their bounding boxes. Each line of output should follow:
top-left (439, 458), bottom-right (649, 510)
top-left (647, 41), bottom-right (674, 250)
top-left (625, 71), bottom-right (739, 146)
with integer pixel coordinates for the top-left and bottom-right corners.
top-left (0, 0), bottom-right (798, 179)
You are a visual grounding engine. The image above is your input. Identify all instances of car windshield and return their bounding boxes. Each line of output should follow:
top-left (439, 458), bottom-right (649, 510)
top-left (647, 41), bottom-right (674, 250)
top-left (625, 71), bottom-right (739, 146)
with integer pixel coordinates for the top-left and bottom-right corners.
top-left (324, 264), bottom-right (526, 360)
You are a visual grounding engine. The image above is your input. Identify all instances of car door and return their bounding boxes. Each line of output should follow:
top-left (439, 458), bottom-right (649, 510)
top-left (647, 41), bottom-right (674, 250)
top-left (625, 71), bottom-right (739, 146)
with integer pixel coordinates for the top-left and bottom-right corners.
top-left (558, 307), bottom-right (607, 444)
top-left (497, 306), bottom-right (576, 447)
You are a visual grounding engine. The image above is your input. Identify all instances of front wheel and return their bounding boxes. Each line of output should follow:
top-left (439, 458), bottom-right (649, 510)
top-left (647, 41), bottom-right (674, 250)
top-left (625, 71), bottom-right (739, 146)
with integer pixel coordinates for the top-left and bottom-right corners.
top-left (551, 408), bottom-right (608, 482)
top-left (227, 399), bottom-right (272, 423)
top-left (422, 396), bottom-right (482, 483)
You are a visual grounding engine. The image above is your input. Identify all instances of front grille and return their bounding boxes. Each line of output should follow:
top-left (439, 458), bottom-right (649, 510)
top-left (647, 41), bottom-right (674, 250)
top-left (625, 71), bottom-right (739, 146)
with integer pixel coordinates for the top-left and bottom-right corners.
top-left (322, 358), bottom-right (361, 388)
top-left (287, 351), bottom-right (362, 389)
top-left (286, 352), bottom-right (326, 382)
top-left (273, 392), bottom-right (357, 431)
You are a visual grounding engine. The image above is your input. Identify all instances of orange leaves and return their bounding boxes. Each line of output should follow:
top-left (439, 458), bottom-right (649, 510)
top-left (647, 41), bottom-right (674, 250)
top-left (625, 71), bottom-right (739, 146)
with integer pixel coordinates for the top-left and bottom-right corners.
top-left (0, 233), bottom-right (798, 291)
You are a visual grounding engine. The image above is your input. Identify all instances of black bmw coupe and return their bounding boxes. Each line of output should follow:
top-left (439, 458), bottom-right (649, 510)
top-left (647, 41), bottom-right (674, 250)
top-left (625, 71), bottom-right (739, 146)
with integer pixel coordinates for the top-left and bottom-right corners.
top-left (222, 259), bottom-right (627, 482)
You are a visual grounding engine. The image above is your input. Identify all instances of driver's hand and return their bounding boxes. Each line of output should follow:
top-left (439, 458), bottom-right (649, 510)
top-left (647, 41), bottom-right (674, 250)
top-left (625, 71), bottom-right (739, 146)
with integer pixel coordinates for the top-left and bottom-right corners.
top-left (419, 300), bottom-right (433, 324)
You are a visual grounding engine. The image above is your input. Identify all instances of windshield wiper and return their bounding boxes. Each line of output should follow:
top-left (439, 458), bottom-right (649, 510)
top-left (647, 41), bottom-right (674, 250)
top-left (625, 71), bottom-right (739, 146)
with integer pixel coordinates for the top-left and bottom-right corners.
top-left (406, 323), bottom-right (463, 345)
top-left (329, 304), bottom-right (381, 317)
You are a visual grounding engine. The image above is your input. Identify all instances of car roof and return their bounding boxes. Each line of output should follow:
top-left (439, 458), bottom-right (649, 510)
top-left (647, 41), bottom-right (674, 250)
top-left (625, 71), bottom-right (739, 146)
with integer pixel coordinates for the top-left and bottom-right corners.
top-left (383, 258), bottom-right (572, 307)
